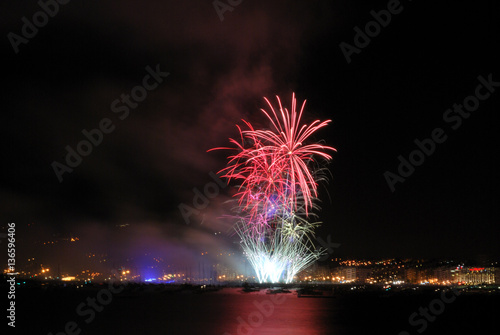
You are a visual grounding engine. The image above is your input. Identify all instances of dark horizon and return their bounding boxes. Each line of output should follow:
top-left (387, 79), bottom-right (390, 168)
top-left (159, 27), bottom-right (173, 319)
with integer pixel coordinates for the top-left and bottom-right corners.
top-left (1, 0), bottom-right (499, 262)
top-left (2, 221), bottom-right (498, 276)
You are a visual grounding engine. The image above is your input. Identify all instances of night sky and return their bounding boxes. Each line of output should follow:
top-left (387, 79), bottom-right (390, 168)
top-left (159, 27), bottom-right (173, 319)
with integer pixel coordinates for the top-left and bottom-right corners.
top-left (1, 0), bottom-right (499, 263)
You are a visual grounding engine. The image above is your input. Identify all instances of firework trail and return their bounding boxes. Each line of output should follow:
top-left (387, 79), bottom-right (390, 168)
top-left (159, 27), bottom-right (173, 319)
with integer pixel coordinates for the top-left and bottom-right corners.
top-left (210, 93), bottom-right (335, 283)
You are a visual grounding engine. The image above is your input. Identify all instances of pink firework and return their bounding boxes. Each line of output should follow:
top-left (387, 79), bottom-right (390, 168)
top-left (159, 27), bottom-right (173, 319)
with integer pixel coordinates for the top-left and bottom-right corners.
top-left (210, 93), bottom-right (336, 217)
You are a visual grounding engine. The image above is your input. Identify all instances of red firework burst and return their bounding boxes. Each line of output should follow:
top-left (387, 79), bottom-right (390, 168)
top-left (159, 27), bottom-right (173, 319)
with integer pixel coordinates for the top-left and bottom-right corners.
top-left (210, 93), bottom-right (336, 217)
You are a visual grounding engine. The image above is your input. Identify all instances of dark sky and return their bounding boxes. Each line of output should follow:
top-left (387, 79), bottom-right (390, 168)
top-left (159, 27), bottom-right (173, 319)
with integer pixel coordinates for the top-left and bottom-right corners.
top-left (1, 0), bottom-right (499, 262)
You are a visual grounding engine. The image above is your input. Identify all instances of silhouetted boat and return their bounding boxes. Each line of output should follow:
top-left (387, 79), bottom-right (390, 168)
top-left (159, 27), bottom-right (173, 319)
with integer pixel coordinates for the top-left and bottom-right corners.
top-left (241, 286), bottom-right (260, 293)
top-left (266, 287), bottom-right (291, 294)
top-left (297, 288), bottom-right (324, 297)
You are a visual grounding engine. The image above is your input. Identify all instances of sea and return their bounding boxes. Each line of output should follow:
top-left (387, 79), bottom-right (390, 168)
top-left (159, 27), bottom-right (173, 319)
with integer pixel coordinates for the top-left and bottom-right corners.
top-left (12, 284), bottom-right (499, 335)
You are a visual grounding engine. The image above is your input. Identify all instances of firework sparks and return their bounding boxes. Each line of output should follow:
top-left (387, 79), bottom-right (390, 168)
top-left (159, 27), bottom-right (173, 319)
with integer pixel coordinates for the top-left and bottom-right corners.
top-left (210, 93), bottom-right (335, 283)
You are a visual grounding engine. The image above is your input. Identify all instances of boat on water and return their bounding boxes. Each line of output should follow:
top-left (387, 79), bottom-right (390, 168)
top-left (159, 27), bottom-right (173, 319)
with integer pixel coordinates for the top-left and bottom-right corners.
top-left (241, 282), bottom-right (261, 293)
top-left (266, 287), bottom-right (292, 294)
top-left (296, 288), bottom-right (324, 297)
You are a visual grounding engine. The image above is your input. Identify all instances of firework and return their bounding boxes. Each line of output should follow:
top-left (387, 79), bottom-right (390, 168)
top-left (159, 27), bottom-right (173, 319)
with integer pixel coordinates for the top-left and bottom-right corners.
top-left (211, 93), bottom-right (335, 283)
top-left (213, 94), bottom-right (335, 213)
top-left (235, 212), bottom-right (325, 283)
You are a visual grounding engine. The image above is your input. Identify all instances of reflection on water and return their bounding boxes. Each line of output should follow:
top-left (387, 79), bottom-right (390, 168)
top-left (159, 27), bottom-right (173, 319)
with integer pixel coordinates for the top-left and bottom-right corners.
top-left (19, 285), bottom-right (499, 335)
top-left (218, 288), bottom-right (328, 335)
